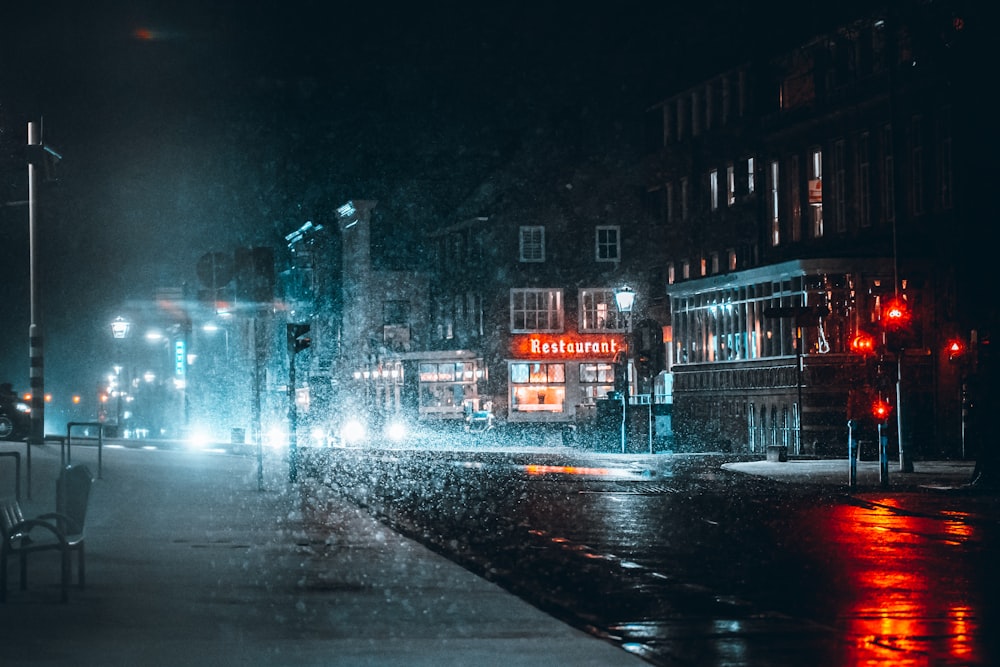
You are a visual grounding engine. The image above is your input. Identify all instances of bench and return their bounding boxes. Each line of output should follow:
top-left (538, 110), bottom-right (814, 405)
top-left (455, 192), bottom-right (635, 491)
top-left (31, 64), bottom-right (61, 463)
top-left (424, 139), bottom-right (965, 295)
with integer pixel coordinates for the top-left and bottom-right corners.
top-left (1, 464), bottom-right (93, 602)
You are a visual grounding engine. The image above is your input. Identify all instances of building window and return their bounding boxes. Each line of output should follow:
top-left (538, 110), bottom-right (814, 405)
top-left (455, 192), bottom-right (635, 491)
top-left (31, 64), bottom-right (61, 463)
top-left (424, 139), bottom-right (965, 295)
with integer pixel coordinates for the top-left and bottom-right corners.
top-left (418, 362), bottom-right (478, 415)
top-left (938, 108), bottom-right (953, 210)
top-left (681, 177), bottom-right (689, 220)
top-left (710, 252), bottom-right (720, 274)
top-left (595, 226), bottom-right (620, 262)
top-left (833, 139), bottom-right (846, 232)
top-left (579, 363), bottom-right (615, 404)
top-left (510, 288), bottom-right (563, 332)
top-left (667, 262), bottom-right (676, 285)
top-left (580, 289), bottom-right (627, 331)
top-left (911, 115), bottom-right (924, 216)
top-left (768, 160), bottom-right (780, 246)
top-left (857, 131), bottom-right (871, 227)
top-left (881, 123), bottom-right (895, 222)
top-left (746, 157), bottom-right (755, 195)
top-left (709, 169), bottom-right (719, 211)
top-left (809, 148), bottom-right (823, 238)
top-left (789, 155), bottom-right (801, 242)
top-left (726, 163), bottom-right (736, 206)
top-left (691, 91), bottom-right (701, 136)
top-left (666, 182), bottom-right (675, 223)
top-left (519, 225), bottom-right (545, 262)
top-left (682, 260), bottom-right (691, 280)
top-left (727, 249), bottom-right (737, 271)
top-left (510, 362), bottom-right (565, 413)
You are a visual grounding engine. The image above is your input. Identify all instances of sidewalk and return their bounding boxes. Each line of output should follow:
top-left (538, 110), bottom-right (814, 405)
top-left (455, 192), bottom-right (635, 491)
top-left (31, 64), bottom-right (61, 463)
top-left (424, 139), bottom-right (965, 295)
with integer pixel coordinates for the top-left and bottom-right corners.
top-left (721, 456), bottom-right (1000, 524)
top-left (0, 443), bottom-right (647, 667)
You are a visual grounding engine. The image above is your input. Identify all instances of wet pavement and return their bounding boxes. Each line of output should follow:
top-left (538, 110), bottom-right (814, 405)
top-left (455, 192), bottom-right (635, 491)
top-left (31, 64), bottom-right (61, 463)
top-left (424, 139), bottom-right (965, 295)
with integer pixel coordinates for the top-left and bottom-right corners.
top-left (1, 439), bottom-right (995, 667)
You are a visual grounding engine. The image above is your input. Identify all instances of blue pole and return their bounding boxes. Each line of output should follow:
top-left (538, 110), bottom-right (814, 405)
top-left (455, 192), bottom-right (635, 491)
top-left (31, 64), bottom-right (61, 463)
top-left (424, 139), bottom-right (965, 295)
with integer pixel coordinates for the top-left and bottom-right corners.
top-left (879, 421), bottom-right (890, 489)
top-left (848, 419), bottom-right (857, 490)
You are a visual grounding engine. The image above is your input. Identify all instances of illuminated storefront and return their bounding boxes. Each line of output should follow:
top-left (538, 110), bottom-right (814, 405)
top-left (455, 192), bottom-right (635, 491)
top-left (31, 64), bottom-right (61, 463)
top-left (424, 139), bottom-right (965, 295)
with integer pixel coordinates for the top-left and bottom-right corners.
top-left (507, 333), bottom-right (625, 423)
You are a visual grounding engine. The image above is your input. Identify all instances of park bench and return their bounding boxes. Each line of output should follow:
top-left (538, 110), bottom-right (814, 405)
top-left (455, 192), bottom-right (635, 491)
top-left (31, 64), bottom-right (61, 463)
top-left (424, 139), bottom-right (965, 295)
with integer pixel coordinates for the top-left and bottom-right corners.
top-left (1, 464), bottom-right (93, 602)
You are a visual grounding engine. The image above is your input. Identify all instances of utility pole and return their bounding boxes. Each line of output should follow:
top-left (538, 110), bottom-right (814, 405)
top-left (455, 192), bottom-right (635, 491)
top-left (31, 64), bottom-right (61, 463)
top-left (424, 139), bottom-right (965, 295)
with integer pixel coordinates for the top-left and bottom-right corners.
top-left (25, 121), bottom-right (61, 444)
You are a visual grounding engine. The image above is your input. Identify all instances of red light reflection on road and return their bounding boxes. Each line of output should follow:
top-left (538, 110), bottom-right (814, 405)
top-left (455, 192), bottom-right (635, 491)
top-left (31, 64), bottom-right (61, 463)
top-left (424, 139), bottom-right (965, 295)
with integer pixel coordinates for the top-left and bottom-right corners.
top-left (807, 499), bottom-right (984, 665)
top-left (523, 464), bottom-right (614, 476)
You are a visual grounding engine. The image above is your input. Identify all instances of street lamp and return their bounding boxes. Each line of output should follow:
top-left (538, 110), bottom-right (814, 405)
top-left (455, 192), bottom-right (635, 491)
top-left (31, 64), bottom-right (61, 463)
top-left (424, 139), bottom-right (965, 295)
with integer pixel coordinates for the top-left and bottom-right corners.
top-left (110, 316), bottom-right (131, 340)
top-left (614, 285), bottom-right (636, 453)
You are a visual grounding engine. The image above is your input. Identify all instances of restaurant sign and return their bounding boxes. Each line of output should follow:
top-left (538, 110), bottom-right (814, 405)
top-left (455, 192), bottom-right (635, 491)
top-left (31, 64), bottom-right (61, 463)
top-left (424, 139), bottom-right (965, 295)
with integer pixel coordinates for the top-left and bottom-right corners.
top-left (513, 334), bottom-right (624, 360)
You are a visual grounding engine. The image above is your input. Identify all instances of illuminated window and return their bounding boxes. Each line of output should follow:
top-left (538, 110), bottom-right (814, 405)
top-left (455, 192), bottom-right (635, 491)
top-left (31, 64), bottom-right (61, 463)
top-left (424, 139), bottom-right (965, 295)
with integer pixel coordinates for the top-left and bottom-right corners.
top-left (746, 157), bottom-right (755, 194)
top-left (810, 148), bottom-right (823, 237)
top-left (579, 363), bottom-right (615, 403)
top-left (595, 226), bottom-right (620, 262)
top-left (519, 225), bottom-right (545, 262)
top-left (709, 169), bottom-right (719, 211)
top-left (510, 362), bottom-right (565, 413)
top-left (726, 163), bottom-right (735, 206)
top-left (510, 288), bottom-right (563, 332)
top-left (580, 289), bottom-right (626, 332)
top-left (418, 362), bottom-right (478, 414)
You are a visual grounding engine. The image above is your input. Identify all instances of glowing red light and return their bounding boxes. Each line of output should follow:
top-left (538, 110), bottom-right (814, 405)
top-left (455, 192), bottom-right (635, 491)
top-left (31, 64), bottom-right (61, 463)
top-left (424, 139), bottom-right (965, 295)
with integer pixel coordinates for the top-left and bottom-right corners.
top-left (871, 398), bottom-right (893, 421)
top-left (851, 333), bottom-right (877, 355)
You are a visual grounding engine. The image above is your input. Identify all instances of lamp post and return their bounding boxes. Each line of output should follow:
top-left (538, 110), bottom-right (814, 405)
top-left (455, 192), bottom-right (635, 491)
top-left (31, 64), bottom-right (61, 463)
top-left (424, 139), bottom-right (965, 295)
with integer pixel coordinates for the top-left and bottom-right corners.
top-left (614, 285), bottom-right (636, 453)
top-left (110, 316), bottom-right (131, 436)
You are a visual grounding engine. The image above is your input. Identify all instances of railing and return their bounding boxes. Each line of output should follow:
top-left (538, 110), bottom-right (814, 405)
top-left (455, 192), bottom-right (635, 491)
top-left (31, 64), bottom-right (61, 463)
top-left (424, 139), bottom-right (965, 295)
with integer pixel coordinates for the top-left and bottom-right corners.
top-left (65, 422), bottom-right (105, 479)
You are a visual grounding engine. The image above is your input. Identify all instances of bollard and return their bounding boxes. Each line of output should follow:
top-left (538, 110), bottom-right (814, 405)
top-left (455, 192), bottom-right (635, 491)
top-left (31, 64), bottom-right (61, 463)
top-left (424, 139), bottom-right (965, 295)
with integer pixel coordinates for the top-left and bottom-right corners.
top-left (878, 421), bottom-right (889, 489)
top-left (847, 420), bottom-right (858, 490)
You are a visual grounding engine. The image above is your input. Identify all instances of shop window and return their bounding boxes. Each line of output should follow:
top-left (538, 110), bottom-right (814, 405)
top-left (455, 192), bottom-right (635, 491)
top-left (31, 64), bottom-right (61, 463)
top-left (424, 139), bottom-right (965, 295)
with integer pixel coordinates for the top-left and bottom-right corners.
top-left (510, 362), bottom-right (565, 413)
top-left (418, 361), bottom-right (479, 414)
top-left (579, 363), bottom-right (615, 404)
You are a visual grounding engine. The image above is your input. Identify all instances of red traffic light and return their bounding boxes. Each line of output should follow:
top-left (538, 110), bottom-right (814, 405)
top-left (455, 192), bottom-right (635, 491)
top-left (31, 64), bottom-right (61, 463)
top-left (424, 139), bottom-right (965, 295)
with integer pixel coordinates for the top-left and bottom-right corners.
top-left (882, 297), bottom-right (910, 330)
top-left (871, 397), bottom-right (893, 421)
top-left (850, 332), bottom-right (877, 355)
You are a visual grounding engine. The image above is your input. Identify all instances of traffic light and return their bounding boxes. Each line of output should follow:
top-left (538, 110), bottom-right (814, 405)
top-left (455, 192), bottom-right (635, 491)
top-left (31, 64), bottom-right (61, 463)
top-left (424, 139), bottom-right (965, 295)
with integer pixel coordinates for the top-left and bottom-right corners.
top-left (946, 338), bottom-right (966, 363)
top-left (871, 396), bottom-right (893, 422)
top-left (882, 297), bottom-right (910, 330)
top-left (850, 331), bottom-right (877, 356)
top-left (287, 323), bottom-right (311, 354)
top-left (881, 296), bottom-right (914, 352)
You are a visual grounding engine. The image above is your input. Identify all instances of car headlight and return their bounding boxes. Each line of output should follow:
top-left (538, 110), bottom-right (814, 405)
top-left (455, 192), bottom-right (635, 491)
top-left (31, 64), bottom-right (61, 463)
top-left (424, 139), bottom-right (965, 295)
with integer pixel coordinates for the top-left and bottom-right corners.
top-left (340, 419), bottom-right (366, 444)
top-left (385, 421), bottom-right (407, 442)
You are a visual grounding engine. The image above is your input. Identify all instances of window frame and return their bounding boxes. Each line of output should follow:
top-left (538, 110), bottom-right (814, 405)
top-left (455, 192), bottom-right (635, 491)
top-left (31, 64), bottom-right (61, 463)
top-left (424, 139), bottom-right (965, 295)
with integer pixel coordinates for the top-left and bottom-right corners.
top-left (519, 225), bottom-right (545, 263)
top-left (595, 225), bottom-right (621, 263)
top-left (510, 288), bottom-right (564, 333)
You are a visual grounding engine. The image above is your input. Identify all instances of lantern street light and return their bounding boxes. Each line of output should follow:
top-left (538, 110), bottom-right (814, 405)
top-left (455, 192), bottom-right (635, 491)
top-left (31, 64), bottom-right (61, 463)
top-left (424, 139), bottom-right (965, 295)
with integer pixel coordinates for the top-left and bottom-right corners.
top-left (110, 316), bottom-right (131, 340)
top-left (614, 285), bottom-right (636, 453)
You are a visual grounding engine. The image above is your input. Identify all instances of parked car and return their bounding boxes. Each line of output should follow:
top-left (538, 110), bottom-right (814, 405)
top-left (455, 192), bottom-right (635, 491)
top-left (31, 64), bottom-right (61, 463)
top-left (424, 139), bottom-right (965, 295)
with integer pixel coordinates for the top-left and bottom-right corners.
top-left (0, 388), bottom-right (31, 441)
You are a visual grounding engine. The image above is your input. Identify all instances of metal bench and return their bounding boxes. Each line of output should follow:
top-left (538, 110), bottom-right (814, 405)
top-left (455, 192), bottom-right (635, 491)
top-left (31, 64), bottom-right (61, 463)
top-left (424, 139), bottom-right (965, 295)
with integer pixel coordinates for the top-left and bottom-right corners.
top-left (1, 464), bottom-right (93, 602)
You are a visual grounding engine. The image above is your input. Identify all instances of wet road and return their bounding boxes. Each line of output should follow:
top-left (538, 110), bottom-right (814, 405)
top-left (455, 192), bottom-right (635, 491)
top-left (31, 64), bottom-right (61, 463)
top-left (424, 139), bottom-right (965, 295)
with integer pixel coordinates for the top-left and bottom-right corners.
top-left (304, 448), bottom-right (999, 666)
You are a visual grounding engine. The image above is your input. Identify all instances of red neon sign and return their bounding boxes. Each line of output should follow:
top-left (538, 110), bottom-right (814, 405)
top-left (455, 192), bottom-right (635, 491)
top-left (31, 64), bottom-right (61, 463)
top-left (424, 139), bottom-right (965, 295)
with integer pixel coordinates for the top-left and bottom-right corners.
top-left (513, 334), bottom-right (624, 360)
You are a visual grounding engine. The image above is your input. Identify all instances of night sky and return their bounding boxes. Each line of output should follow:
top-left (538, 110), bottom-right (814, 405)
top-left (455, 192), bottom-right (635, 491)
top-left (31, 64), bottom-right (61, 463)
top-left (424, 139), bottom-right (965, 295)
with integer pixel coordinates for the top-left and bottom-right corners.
top-left (1, 1), bottom-right (861, 406)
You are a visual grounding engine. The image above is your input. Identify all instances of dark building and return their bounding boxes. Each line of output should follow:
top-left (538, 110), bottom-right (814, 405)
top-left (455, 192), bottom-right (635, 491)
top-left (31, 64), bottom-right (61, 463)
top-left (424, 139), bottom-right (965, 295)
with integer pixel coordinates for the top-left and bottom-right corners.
top-left (645, 2), bottom-right (975, 458)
